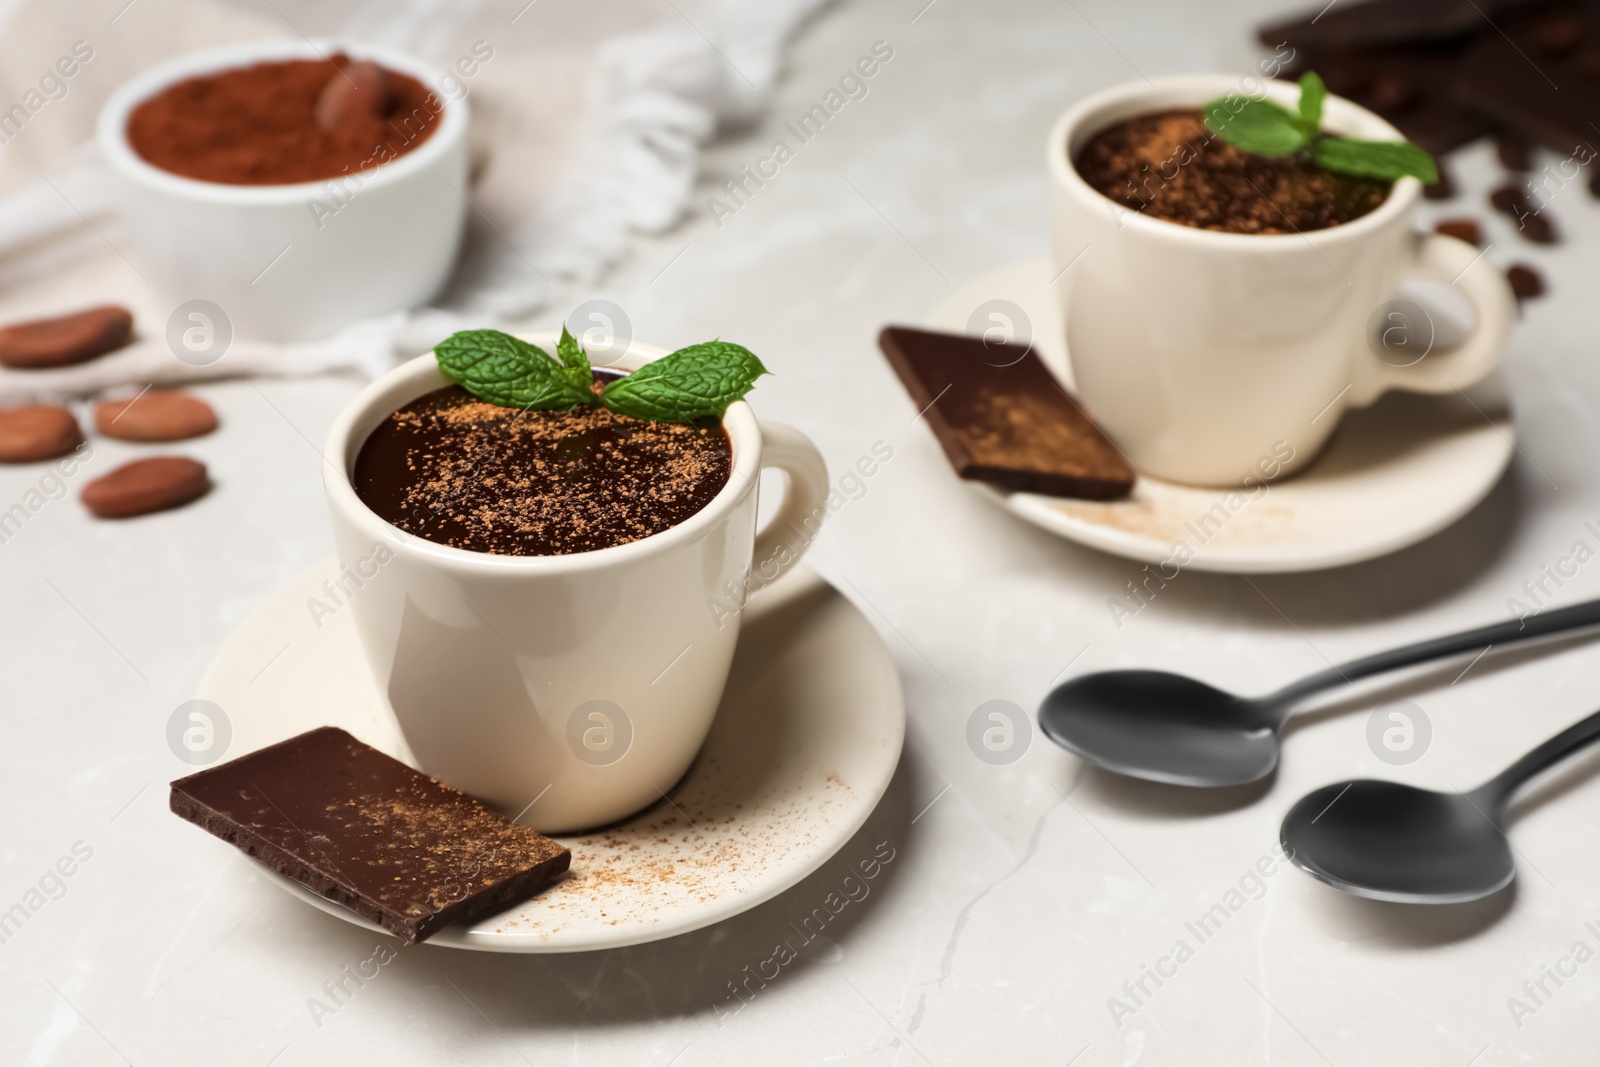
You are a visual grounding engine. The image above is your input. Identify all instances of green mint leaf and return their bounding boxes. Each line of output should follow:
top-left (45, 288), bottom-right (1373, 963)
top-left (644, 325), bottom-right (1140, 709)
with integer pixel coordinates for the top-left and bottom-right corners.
top-left (1203, 95), bottom-right (1309, 157)
top-left (556, 325), bottom-right (589, 374)
top-left (601, 340), bottom-right (769, 423)
top-left (555, 325), bottom-right (597, 402)
top-left (1309, 136), bottom-right (1438, 183)
top-left (1298, 71), bottom-right (1325, 133)
top-left (434, 329), bottom-right (594, 410)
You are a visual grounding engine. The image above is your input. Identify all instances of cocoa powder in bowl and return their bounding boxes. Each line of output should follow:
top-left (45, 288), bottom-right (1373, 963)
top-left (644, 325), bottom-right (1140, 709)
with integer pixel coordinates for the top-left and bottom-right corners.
top-left (126, 53), bottom-right (441, 185)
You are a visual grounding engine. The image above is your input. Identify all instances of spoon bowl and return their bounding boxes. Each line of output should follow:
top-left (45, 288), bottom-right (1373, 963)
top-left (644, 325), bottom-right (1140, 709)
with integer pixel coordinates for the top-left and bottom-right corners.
top-left (1037, 597), bottom-right (1600, 787)
top-left (1037, 670), bottom-right (1279, 787)
top-left (1279, 706), bottom-right (1600, 903)
top-left (1281, 781), bottom-right (1514, 904)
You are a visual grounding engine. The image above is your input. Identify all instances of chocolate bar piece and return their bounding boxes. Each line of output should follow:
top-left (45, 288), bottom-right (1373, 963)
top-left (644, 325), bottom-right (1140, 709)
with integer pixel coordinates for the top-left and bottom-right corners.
top-left (1259, 0), bottom-right (1543, 52)
top-left (171, 727), bottom-right (570, 943)
top-left (879, 326), bottom-right (1134, 500)
top-left (1456, 12), bottom-right (1600, 153)
top-left (1286, 44), bottom-right (1491, 155)
top-left (1263, 0), bottom-right (1596, 156)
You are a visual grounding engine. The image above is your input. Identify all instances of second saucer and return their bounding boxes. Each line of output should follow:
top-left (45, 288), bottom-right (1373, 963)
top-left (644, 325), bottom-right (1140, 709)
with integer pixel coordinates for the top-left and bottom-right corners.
top-left (925, 256), bottom-right (1514, 574)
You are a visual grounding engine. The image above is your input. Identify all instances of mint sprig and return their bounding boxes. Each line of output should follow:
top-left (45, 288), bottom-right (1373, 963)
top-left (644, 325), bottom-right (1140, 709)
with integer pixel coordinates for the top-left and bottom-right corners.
top-left (1203, 71), bottom-right (1437, 184)
top-left (434, 329), bottom-right (595, 410)
top-left (1297, 69), bottom-right (1326, 131)
top-left (433, 325), bottom-right (768, 423)
top-left (601, 341), bottom-right (769, 422)
top-left (554, 325), bottom-right (598, 400)
top-left (1308, 137), bottom-right (1438, 182)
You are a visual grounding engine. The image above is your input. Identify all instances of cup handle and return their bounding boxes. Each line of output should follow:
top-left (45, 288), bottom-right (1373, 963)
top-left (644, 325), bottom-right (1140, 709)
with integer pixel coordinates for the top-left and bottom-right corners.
top-left (1352, 230), bottom-right (1515, 404)
top-left (749, 421), bottom-right (830, 590)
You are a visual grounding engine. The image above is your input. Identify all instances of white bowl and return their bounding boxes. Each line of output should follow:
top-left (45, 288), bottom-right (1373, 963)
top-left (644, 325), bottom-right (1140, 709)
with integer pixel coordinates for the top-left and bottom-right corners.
top-left (97, 39), bottom-right (468, 343)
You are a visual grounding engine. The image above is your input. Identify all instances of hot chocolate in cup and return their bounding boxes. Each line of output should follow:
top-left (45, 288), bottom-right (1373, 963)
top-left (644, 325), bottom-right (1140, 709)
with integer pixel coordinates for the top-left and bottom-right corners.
top-left (1047, 74), bottom-right (1515, 488)
top-left (322, 334), bottom-right (829, 833)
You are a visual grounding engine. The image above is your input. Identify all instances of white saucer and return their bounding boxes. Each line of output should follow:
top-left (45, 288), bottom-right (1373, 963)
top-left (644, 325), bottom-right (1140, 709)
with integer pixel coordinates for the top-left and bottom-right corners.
top-left (195, 559), bottom-right (904, 953)
top-left (926, 257), bottom-right (1516, 573)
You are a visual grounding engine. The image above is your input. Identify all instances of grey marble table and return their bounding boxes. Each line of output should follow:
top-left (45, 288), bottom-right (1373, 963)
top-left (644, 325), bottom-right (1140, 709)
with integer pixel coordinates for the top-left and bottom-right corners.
top-left (5, 1), bottom-right (1600, 1063)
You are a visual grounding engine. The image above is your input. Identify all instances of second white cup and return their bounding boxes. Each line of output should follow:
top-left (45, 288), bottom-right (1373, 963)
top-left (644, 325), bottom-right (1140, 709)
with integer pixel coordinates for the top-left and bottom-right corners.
top-left (1048, 75), bottom-right (1515, 487)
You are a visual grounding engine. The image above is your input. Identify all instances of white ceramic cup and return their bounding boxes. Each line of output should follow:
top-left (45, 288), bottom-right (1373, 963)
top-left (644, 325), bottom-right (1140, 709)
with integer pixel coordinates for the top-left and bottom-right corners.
top-left (323, 335), bottom-right (830, 833)
top-left (1048, 74), bottom-right (1515, 487)
top-left (97, 39), bottom-right (467, 343)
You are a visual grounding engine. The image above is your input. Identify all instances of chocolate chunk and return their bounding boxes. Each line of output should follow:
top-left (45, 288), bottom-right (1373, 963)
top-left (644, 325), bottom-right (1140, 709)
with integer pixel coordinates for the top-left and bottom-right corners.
top-left (1507, 263), bottom-right (1545, 299)
top-left (0, 305), bottom-right (132, 369)
top-left (170, 727), bottom-right (570, 943)
top-left (1387, 97), bottom-right (1494, 156)
top-left (1434, 217), bottom-right (1482, 245)
top-left (81, 456), bottom-right (209, 518)
top-left (0, 405), bottom-right (82, 463)
top-left (1527, 9), bottom-right (1588, 57)
top-left (1579, 41), bottom-right (1600, 80)
top-left (315, 59), bottom-right (394, 131)
top-left (1293, 44), bottom-right (1489, 155)
top-left (1259, 0), bottom-right (1543, 51)
top-left (1496, 132), bottom-right (1535, 170)
top-left (95, 389), bottom-right (218, 442)
top-left (1457, 24), bottom-right (1600, 153)
top-left (878, 326), bottom-right (1134, 500)
top-left (1313, 50), bottom-right (1379, 97)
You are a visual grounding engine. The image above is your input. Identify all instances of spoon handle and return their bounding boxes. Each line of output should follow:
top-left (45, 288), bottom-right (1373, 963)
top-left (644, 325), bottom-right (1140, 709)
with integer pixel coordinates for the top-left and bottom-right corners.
top-left (1267, 596), bottom-right (1600, 711)
top-left (1473, 707), bottom-right (1600, 809)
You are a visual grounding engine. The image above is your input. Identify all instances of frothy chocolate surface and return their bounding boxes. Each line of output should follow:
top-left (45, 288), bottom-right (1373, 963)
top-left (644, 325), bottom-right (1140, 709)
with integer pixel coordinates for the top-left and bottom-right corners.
top-left (353, 382), bottom-right (732, 556)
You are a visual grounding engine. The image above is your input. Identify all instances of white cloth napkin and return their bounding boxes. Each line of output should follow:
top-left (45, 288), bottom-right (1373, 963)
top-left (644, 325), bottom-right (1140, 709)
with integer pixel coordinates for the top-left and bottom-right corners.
top-left (0, 0), bottom-right (829, 403)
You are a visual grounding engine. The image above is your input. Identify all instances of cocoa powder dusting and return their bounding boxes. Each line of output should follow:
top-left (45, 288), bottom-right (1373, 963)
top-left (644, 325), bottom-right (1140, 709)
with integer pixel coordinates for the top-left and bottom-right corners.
top-left (489, 752), bottom-right (857, 938)
top-left (353, 382), bottom-right (732, 556)
top-left (1075, 108), bottom-right (1391, 234)
top-left (964, 390), bottom-right (1120, 473)
top-left (334, 784), bottom-right (568, 915)
top-left (127, 54), bottom-right (441, 185)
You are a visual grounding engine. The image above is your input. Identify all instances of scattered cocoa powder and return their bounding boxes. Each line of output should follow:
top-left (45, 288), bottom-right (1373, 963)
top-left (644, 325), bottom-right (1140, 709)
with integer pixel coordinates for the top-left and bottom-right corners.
top-left (1074, 108), bottom-right (1391, 234)
top-left (126, 54), bottom-right (441, 185)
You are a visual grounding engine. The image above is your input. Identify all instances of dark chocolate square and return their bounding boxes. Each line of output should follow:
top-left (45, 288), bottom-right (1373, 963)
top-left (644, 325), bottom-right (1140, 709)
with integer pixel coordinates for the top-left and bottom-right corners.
top-left (171, 727), bottom-right (570, 943)
top-left (878, 326), bottom-right (1134, 500)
